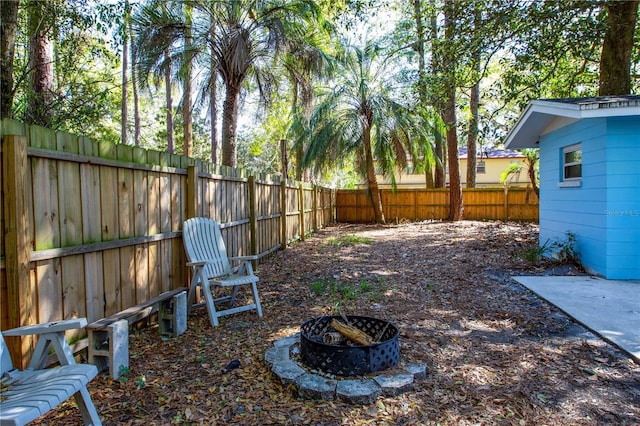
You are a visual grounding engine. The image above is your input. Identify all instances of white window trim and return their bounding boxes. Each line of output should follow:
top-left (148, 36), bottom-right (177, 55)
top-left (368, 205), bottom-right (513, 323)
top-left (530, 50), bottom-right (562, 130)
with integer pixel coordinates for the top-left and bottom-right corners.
top-left (558, 180), bottom-right (582, 188)
top-left (561, 143), bottom-right (582, 184)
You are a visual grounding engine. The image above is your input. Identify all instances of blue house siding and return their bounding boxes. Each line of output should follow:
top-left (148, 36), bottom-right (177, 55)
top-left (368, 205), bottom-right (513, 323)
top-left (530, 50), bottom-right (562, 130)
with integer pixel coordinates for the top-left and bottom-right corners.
top-left (538, 118), bottom-right (608, 276)
top-left (604, 117), bottom-right (640, 279)
top-left (504, 96), bottom-right (640, 280)
top-left (538, 116), bottom-right (640, 279)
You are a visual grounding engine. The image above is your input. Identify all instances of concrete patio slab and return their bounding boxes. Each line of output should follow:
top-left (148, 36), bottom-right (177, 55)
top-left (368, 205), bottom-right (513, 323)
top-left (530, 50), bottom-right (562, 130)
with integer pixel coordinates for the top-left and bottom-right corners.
top-left (513, 275), bottom-right (640, 362)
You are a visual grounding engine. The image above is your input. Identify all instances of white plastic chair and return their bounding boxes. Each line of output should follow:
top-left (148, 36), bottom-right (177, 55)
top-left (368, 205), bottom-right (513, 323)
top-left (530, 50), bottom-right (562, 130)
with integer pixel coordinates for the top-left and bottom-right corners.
top-left (182, 217), bottom-right (263, 327)
top-left (0, 318), bottom-right (102, 425)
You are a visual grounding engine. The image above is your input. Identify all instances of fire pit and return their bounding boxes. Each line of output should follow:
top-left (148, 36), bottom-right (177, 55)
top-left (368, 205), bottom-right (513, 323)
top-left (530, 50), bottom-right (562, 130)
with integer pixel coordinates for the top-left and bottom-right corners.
top-left (300, 315), bottom-right (400, 376)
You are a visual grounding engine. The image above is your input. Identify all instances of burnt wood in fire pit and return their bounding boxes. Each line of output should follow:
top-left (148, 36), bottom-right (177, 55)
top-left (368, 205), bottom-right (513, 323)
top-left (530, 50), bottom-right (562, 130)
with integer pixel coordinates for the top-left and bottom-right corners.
top-left (300, 315), bottom-right (400, 376)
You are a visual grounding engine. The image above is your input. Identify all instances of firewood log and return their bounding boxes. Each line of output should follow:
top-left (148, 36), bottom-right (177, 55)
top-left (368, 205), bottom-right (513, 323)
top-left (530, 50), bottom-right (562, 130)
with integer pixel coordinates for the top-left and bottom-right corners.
top-left (330, 319), bottom-right (373, 346)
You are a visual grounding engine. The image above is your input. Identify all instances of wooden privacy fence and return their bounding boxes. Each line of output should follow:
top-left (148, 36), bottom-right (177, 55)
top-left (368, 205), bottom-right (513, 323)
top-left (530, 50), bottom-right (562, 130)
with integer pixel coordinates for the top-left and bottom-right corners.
top-left (0, 120), bottom-right (335, 367)
top-left (336, 188), bottom-right (539, 222)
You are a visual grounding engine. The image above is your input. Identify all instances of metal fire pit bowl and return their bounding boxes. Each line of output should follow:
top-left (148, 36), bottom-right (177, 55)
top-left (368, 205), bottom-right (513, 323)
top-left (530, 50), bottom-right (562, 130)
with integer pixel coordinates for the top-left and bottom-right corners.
top-left (300, 315), bottom-right (400, 376)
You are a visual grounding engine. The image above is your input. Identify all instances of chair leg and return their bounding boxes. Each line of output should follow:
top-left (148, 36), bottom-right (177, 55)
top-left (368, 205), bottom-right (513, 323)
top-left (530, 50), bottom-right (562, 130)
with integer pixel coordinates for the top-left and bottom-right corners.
top-left (252, 281), bottom-right (263, 317)
top-left (202, 283), bottom-right (220, 327)
top-left (73, 387), bottom-right (102, 425)
top-left (229, 285), bottom-right (240, 307)
top-left (187, 269), bottom-right (202, 315)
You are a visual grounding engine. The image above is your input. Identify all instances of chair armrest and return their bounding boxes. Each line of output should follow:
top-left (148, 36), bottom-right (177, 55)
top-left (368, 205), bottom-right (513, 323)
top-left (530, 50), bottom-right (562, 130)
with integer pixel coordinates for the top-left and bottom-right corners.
top-left (187, 260), bottom-right (207, 267)
top-left (2, 318), bottom-right (88, 337)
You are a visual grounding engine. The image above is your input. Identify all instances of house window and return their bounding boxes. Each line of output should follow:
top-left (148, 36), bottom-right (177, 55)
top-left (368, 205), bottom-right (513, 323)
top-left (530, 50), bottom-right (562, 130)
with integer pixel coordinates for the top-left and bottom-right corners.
top-left (562, 144), bottom-right (582, 180)
top-left (476, 161), bottom-right (486, 174)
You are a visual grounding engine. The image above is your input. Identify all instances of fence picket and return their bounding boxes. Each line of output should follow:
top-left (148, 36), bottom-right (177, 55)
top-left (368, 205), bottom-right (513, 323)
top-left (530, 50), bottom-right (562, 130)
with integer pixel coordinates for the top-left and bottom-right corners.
top-left (337, 188), bottom-right (538, 222)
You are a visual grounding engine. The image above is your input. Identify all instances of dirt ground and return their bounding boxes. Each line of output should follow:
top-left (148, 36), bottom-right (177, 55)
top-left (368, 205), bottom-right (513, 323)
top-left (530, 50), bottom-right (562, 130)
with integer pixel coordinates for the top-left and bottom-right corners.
top-left (37, 221), bottom-right (640, 425)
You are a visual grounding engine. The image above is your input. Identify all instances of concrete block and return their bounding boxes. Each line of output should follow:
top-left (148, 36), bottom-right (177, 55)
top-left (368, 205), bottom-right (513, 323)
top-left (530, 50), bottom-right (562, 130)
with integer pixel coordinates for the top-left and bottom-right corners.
top-left (159, 291), bottom-right (187, 338)
top-left (296, 374), bottom-right (336, 400)
top-left (271, 360), bottom-right (305, 384)
top-left (88, 319), bottom-right (129, 380)
top-left (273, 334), bottom-right (299, 348)
top-left (374, 373), bottom-right (415, 396)
top-left (404, 363), bottom-right (428, 380)
top-left (336, 379), bottom-right (381, 405)
top-left (264, 346), bottom-right (290, 367)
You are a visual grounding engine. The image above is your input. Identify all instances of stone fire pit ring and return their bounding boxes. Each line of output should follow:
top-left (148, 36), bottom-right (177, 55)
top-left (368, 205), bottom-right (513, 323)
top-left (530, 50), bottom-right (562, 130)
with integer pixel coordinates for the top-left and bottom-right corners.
top-left (265, 333), bottom-right (427, 404)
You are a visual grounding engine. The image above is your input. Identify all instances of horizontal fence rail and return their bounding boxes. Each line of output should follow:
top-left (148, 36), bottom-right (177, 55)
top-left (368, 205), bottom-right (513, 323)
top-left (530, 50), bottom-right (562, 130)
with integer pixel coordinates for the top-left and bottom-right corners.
top-left (0, 119), bottom-right (335, 367)
top-left (336, 188), bottom-right (539, 222)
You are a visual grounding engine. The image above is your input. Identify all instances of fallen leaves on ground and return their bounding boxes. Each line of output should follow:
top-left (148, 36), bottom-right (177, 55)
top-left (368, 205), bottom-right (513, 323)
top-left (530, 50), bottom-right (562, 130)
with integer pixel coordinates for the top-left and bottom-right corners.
top-left (36, 221), bottom-right (640, 425)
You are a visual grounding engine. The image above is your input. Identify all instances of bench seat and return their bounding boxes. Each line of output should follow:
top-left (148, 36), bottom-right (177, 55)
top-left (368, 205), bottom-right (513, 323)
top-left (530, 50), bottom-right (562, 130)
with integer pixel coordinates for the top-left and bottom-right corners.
top-left (86, 288), bottom-right (187, 379)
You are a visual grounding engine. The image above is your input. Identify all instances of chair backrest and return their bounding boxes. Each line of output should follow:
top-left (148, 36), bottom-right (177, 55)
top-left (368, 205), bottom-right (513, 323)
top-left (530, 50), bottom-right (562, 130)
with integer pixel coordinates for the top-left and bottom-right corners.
top-left (1, 332), bottom-right (14, 374)
top-left (183, 218), bottom-right (232, 279)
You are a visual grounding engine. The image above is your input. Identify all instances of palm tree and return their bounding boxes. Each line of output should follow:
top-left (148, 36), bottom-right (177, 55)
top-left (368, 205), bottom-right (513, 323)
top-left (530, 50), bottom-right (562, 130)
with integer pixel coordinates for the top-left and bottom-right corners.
top-left (281, 28), bottom-right (334, 180)
top-left (134, 0), bottom-right (327, 167)
top-left (133, 1), bottom-right (193, 154)
top-left (207, 0), bottom-right (327, 167)
top-left (298, 42), bottom-right (436, 224)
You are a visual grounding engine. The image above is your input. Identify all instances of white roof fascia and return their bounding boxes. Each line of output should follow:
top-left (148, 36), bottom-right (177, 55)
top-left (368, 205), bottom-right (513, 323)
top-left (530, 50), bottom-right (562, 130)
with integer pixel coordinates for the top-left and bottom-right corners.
top-left (504, 99), bottom-right (640, 149)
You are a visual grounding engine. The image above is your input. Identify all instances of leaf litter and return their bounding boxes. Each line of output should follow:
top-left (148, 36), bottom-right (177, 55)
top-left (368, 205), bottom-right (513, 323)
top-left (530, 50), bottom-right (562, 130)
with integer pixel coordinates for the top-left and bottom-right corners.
top-left (34, 221), bottom-right (640, 425)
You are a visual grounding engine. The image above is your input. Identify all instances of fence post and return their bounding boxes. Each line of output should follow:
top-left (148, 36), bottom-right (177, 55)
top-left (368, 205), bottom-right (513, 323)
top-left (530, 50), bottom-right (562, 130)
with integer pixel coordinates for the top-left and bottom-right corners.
top-left (280, 178), bottom-right (287, 250)
top-left (331, 189), bottom-right (336, 222)
top-left (504, 186), bottom-right (509, 220)
top-left (2, 135), bottom-right (34, 369)
top-left (312, 185), bottom-right (318, 231)
top-left (187, 165), bottom-right (199, 219)
top-left (248, 175), bottom-right (258, 263)
top-left (299, 183), bottom-right (305, 241)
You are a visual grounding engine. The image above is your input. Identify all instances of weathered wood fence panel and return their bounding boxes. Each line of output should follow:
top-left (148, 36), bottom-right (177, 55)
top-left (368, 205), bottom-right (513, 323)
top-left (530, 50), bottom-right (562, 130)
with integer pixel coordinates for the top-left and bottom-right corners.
top-left (0, 120), bottom-right (335, 367)
top-left (337, 188), bottom-right (538, 222)
top-left (284, 182), bottom-right (301, 244)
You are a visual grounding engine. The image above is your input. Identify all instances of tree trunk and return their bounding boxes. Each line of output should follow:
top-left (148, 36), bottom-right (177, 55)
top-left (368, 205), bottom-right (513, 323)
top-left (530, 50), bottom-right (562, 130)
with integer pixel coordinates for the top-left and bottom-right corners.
top-left (164, 48), bottom-right (174, 154)
top-left (27, 0), bottom-right (54, 127)
top-left (0, 0), bottom-right (19, 119)
top-left (429, 0), bottom-right (446, 188)
top-left (413, 0), bottom-right (435, 189)
top-left (291, 80), bottom-right (304, 181)
top-left (209, 25), bottom-right (218, 164)
top-left (363, 119), bottom-right (385, 224)
top-left (444, 0), bottom-right (463, 221)
top-left (221, 84), bottom-right (239, 167)
top-left (121, 16), bottom-right (129, 145)
top-left (445, 92), bottom-right (463, 221)
top-left (466, 80), bottom-right (479, 188)
top-left (182, 3), bottom-right (193, 157)
top-left (130, 15), bottom-right (140, 147)
top-left (466, 7), bottom-right (481, 189)
top-left (528, 163), bottom-right (539, 198)
top-left (599, 0), bottom-right (639, 95)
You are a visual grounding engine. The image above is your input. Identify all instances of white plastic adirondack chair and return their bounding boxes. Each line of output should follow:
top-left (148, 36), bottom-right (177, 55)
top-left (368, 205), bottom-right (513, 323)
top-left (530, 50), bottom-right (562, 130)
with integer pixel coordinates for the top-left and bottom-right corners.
top-left (183, 217), bottom-right (263, 327)
top-left (0, 318), bottom-right (102, 425)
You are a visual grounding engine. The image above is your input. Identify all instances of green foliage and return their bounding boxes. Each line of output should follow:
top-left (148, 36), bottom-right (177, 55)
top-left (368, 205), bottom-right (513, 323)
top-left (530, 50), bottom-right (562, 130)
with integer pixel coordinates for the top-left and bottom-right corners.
top-left (308, 277), bottom-right (387, 305)
top-left (118, 365), bottom-right (131, 383)
top-left (522, 231), bottom-right (579, 264)
top-left (237, 98), bottom-right (291, 176)
top-left (325, 234), bottom-right (373, 246)
top-left (521, 239), bottom-right (554, 263)
top-left (135, 374), bottom-right (146, 389)
top-left (296, 40), bottom-right (438, 189)
top-left (500, 163), bottom-right (523, 185)
top-left (551, 231), bottom-right (579, 263)
top-left (10, 0), bottom-right (123, 139)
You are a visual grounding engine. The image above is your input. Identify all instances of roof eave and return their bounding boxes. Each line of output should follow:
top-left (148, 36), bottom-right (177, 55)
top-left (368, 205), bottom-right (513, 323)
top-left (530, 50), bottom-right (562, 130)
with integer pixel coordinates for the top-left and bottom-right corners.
top-left (504, 100), bottom-right (640, 149)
